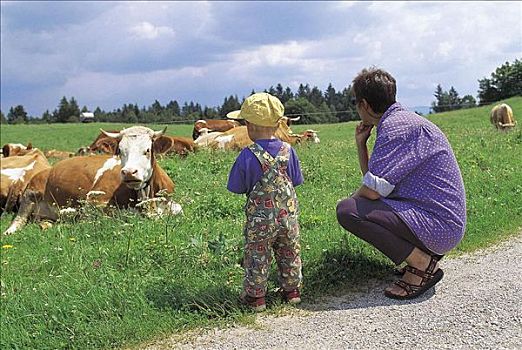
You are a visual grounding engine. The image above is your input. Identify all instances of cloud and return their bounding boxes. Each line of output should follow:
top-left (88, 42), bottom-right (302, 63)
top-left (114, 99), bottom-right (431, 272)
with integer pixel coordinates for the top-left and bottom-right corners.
top-left (1, 1), bottom-right (521, 116)
top-left (129, 22), bottom-right (175, 40)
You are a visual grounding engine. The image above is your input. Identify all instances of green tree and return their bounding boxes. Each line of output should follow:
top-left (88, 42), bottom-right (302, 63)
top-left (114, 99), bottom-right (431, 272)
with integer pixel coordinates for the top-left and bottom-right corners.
top-left (297, 84), bottom-right (311, 99)
top-left (0, 110), bottom-right (6, 124)
top-left (448, 86), bottom-right (461, 110)
top-left (41, 110), bottom-right (52, 123)
top-left (336, 87), bottom-right (358, 122)
top-left (166, 100), bottom-right (181, 117)
top-left (284, 97), bottom-right (317, 124)
top-left (309, 86), bottom-right (324, 108)
top-left (478, 59), bottom-right (522, 104)
top-left (7, 105), bottom-right (28, 124)
top-left (53, 96), bottom-right (80, 122)
top-left (219, 95), bottom-right (241, 117)
top-left (68, 97), bottom-right (80, 122)
top-left (282, 87), bottom-right (294, 104)
top-left (460, 95), bottom-right (476, 109)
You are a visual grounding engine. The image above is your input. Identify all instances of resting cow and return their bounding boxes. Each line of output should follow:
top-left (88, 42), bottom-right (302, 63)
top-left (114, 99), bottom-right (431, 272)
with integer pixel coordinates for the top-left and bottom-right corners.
top-left (490, 103), bottom-right (517, 131)
top-left (202, 123), bottom-right (319, 151)
top-left (88, 130), bottom-right (195, 157)
top-left (192, 119), bottom-right (241, 140)
top-left (0, 149), bottom-right (51, 214)
top-left (44, 149), bottom-right (75, 160)
top-left (1, 143), bottom-right (34, 157)
top-left (4, 126), bottom-right (182, 235)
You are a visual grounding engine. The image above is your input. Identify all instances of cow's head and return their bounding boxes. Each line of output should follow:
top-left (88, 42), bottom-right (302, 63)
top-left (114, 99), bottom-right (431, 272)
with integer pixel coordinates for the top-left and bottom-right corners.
top-left (2, 143), bottom-right (33, 157)
top-left (302, 130), bottom-right (320, 144)
top-left (101, 126), bottom-right (168, 190)
top-left (280, 116), bottom-right (301, 127)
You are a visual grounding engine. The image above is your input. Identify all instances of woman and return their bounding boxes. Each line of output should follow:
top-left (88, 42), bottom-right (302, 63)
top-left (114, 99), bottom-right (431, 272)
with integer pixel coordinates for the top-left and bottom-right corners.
top-left (336, 67), bottom-right (466, 299)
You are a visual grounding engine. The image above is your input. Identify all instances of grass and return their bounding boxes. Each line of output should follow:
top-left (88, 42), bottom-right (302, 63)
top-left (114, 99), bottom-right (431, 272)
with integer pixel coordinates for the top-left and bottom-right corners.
top-left (1, 97), bottom-right (521, 349)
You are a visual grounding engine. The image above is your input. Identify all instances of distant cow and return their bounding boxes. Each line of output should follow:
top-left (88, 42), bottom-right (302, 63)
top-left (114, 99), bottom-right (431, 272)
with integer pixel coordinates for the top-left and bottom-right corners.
top-left (193, 128), bottom-right (225, 148)
top-left (44, 149), bottom-right (75, 160)
top-left (490, 103), bottom-right (517, 131)
top-left (192, 119), bottom-right (241, 140)
top-left (152, 136), bottom-right (197, 157)
top-left (200, 123), bottom-right (319, 151)
top-left (4, 126), bottom-right (182, 235)
top-left (1, 149), bottom-right (51, 213)
top-left (1, 143), bottom-right (34, 157)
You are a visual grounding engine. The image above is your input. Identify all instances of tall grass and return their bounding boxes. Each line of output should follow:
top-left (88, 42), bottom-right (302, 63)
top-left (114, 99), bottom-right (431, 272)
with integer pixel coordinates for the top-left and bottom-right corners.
top-left (1, 97), bottom-right (521, 349)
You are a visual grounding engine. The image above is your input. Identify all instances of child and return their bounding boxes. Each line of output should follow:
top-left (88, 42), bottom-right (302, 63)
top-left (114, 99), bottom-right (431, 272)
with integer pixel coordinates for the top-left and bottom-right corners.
top-left (227, 92), bottom-right (304, 312)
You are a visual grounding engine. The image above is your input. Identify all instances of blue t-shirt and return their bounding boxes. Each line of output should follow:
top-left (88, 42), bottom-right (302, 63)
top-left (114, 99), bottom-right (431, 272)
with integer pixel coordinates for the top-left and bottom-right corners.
top-left (227, 139), bottom-right (304, 195)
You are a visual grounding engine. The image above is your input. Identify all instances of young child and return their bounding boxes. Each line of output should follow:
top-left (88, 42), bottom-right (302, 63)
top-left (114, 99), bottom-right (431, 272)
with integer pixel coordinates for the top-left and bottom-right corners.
top-left (227, 92), bottom-right (304, 312)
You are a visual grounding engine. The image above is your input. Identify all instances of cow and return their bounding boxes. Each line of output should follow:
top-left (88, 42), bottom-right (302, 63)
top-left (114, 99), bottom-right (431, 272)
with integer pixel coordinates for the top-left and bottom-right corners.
top-left (152, 135), bottom-right (197, 158)
top-left (192, 119), bottom-right (241, 140)
top-left (194, 128), bottom-right (226, 147)
top-left (1, 149), bottom-right (51, 214)
top-left (1, 143), bottom-right (34, 157)
top-left (204, 123), bottom-right (320, 151)
top-left (490, 103), bottom-right (517, 131)
top-left (3, 126), bottom-right (182, 235)
top-left (44, 149), bottom-right (75, 160)
top-left (88, 130), bottom-right (195, 157)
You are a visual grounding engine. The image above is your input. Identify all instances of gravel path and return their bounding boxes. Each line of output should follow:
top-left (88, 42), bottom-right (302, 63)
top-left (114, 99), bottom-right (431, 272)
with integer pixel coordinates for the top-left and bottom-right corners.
top-left (142, 235), bottom-right (522, 350)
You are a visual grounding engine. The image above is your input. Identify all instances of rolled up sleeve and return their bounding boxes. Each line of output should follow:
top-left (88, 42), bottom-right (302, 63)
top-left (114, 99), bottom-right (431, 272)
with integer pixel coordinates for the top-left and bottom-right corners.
top-left (363, 171), bottom-right (395, 197)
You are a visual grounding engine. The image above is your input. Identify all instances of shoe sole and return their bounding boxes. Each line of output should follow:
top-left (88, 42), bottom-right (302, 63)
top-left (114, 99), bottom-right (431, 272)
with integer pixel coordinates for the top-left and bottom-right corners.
top-left (384, 269), bottom-right (444, 300)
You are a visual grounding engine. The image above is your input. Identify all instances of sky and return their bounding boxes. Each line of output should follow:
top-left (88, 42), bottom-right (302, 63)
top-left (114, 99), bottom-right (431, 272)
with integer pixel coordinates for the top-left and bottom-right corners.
top-left (1, 1), bottom-right (521, 117)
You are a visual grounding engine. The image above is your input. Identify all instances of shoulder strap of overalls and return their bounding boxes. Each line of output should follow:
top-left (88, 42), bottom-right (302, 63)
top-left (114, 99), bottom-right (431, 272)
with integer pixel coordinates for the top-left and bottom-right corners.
top-left (248, 142), bottom-right (290, 174)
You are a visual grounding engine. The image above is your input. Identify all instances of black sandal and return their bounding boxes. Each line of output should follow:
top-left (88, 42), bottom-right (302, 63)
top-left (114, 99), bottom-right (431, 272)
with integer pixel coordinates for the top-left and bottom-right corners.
top-left (385, 256), bottom-right (444, 300)
top-left (393, 254), bottom-right (443, 276)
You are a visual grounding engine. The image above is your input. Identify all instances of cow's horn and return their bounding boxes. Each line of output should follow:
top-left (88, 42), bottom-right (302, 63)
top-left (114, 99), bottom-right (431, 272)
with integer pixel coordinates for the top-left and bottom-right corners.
top-left (153, 126), bottom-right (167, 139)
top-left (288, 116), bottom-right (301, 121)
top-left (100, 129), bottom-right (121, 139)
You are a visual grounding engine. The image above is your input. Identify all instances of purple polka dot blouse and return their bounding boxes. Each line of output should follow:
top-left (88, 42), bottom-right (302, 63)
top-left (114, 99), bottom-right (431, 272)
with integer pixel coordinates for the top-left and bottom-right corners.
top-left (366, 103), bottom-right (466, 254)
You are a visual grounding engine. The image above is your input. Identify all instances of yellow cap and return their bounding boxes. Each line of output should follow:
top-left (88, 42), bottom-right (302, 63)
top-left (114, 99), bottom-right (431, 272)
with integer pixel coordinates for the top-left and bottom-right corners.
top-left (226, 92), bottom-right (284, 127)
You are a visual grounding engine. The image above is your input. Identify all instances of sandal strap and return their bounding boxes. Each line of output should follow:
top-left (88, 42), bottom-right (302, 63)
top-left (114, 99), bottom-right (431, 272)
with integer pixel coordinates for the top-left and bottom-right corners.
top-left (404, 265), bottom-right (436, 280)
top-left (394, 280), bottom-right (420, 295)
top-left (426, 256), bottom-right (439, 275)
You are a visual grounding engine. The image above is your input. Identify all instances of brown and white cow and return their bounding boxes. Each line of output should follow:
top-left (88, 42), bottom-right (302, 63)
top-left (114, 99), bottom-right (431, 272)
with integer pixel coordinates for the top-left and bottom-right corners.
top-left (201, 123), bottom-right (319, 151)
top-left (4, 126), bottom-right (182, 235)
top-left (1, 149), bottom-right (51, 214)
top-left (44, 149), bottom-right (75, 160)
top-left (1, 143), bottom-right (34, 157)
top-left (490, 103), bottom-right (517, 131)
top-left (88, 130), bottom-right (195, 157)
top-left (192, 119), bottom-right (241, 140)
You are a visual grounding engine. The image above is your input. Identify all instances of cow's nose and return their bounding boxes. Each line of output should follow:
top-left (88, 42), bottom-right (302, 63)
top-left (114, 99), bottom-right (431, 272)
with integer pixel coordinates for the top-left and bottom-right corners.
top-left (121, 168), bottom-right (138, 178)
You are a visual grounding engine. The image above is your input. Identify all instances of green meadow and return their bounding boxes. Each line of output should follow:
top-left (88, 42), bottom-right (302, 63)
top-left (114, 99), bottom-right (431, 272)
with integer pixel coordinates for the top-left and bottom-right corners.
top-left (1, 97), bottom-right (521, 349)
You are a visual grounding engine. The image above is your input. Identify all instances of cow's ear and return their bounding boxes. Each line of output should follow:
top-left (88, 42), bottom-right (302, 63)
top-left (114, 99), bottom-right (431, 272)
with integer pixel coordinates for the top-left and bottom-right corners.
top-left (97, 139), bottom-right (119, 155)
top-left (153, 136), bottom-right (173, 154)
top-left (27, 143), bottom-right (33, 150)
top-left (2, 144), bottom-right (9, 157)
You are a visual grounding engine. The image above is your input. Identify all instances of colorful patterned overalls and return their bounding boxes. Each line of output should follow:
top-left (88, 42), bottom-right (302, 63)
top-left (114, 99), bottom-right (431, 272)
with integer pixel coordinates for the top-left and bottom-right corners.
top-left (243, 142), bottom-right (302, 298)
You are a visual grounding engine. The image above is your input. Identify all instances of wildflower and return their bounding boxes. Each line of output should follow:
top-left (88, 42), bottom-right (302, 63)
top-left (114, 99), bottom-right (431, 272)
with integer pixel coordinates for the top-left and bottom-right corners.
top-left (2, 245), bottom-right (13, 249)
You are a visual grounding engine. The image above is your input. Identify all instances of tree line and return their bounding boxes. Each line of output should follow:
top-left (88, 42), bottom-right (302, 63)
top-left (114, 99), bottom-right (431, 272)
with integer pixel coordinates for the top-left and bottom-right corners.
top-left (2, 58), bottom-right (520, 125)
top-left (431, 58), bottom-right (521, 113)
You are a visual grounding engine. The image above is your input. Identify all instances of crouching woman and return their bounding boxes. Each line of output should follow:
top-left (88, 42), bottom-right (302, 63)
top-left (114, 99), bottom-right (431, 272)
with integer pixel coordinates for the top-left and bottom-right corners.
top-left (336, 67), bottom-right (467, 300)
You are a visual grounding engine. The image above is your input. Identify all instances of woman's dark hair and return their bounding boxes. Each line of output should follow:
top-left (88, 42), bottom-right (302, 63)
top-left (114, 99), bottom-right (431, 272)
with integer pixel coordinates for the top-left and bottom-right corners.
top-left (352, 67), bottom-right (397, 114)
